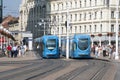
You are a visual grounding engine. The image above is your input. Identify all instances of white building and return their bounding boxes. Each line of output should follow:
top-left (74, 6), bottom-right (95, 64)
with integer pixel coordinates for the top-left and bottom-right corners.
top-left (19, 0), bottom-right (120, 45)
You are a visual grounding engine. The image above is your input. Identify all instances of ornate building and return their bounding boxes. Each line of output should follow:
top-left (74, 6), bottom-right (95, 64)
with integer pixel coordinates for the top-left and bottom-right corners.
top-left (19, 0), bottom-right (120, 45)
top-left (19, 0), bottom-right (49, 39)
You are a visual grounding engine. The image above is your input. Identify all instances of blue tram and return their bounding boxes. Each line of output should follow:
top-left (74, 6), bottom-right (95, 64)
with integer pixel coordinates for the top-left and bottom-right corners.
top-left (70, 34), bottom-right (91, 58)
top-left (35, 35), bottom-right (60, 58)
top-left (61, 34), bottom-right (91, 58)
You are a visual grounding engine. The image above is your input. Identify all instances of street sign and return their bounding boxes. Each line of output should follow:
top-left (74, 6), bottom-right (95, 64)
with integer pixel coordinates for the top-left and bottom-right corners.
top-left (22, 33), bottom-right (33, 37)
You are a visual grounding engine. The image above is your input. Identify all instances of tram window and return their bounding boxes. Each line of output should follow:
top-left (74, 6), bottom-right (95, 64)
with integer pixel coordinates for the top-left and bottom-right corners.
top-left (78, 38), bottom-right (88, 50)
top-left (46, 39), bottom-right (56, 50)
top-left (72, 42), bottom-right (77, 51)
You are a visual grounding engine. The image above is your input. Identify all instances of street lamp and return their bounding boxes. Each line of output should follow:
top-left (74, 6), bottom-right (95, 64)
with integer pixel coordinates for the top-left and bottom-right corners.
top-left (57, 2), bottom-right (62, 48)
top-left (38, 19), bottom-right (46, 35)
top-left (115, 0), bottom-right (119, 60)
top-left (66, 0), bottom-right (70, 59)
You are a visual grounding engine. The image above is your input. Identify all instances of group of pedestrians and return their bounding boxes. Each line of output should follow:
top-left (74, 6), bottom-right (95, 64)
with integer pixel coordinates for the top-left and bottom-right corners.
top-left (91, 44), bottom-right (116, 59)
top-left (4, 43), bottom-right (27, 58)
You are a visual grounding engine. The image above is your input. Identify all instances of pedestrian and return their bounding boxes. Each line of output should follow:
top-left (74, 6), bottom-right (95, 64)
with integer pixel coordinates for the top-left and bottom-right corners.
top-left (102, 45), bottom-right (106, 57)
top-left (20, 45), bottom-right (25, 57)
top-left (23, 45), bottom-right (27, 52)
top-left (95, 45), bottom-right (99, 58)
top-left (91, 44), bottom-right (95, 55)
top-left (11, 43), bottom-right (18, 58)
top-left (98, 46), bottom-right (102, 57)
top-left (6, 44), bottom-right (12, 57)
top-left (112, 48), bottom-right (116, 59)
top-left (108, 45), bottom-right (113, 59)
top-left (18, 46), bottom-right (21, 57)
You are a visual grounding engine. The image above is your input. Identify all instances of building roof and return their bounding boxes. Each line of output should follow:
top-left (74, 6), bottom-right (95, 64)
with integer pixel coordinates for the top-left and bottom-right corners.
top-left (1, 15), bottom-right (19, 28)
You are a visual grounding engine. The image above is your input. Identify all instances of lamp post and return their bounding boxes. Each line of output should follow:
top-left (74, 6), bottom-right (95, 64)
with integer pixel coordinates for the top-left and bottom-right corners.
top-left (38, 19), bottom-right (46, 35)
top-left (58, 2), bottom-right (62, 48)
top-left (66, 0), bottom-right (69, 59)
top-left (115, 0), bottom-right (119, 60)
top-left (0, 0), bottom-right (2, 23)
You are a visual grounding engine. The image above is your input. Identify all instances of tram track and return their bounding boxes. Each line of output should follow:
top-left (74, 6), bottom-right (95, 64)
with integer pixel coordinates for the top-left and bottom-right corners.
top-left (0, 59), bottom-right (68, 80)
top-left (56, 60), bottom-right (111, 80)
top-left (0, 59), bottom-right (113, 80)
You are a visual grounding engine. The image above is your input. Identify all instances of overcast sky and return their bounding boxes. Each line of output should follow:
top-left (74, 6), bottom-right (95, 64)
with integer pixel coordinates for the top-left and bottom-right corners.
top-left (3, 0), bottom-right (22, 17)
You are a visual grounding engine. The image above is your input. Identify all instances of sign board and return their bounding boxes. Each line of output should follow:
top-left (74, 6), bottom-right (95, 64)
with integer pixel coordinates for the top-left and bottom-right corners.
top-left (22, 33), bottom-right (33, 37)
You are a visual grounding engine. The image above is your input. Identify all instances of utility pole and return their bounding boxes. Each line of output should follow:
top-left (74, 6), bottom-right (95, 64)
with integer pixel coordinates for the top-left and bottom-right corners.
top-left (66, 0), bottom-right (69, 59)
top-left (0, 0), bottom-right (2, 23)
top-left (115, 0), bottom-right (119, 60)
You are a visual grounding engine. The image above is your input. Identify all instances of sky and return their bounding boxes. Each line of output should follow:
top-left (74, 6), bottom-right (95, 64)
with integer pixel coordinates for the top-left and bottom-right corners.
top-left (3, 0), bottom-right (22, 17)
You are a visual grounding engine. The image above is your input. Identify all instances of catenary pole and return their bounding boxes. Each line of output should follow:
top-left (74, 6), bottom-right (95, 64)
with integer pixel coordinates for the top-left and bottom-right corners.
top-left (115, 0), bottom-right (119, 60)
top-left (66, 0), bottom-right (69, 59)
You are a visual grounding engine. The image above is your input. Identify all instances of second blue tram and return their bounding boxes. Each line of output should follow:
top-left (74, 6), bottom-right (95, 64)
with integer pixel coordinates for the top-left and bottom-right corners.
top-left (70, 34), bottom-right (91, 58)
top-left (35, 35), bottom-right (60, 58)
top-left (61, 34), bottom-right (91, 58)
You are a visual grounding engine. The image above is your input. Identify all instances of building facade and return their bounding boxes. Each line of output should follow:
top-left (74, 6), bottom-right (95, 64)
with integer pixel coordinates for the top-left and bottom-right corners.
top-left (19, 0), bottom-right (50, 39)
top-left (19, 0), bottom-right (120, 45)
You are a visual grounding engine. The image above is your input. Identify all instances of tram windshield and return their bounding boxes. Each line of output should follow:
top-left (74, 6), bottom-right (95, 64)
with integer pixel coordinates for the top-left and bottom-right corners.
top-left (46, 39), bottom-right (56, 50)
top-left (78, 38), bottom-right (88, 50)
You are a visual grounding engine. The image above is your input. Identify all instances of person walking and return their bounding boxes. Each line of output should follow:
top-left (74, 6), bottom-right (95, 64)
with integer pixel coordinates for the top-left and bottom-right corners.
top-left (11, 43), bottom-right (18, 58)
top-left (6, 44), bottom-right (12, 57)
top-left (102, 45), bottom-right (106, 57)
top-left (20, 45), bottom-right (25, 57)
top-left (108, 45), bottom-right (113, 59)
top-left (95, 45), bottom-right (99, 58)
top-left (98, 46), bottom-right (102, 57)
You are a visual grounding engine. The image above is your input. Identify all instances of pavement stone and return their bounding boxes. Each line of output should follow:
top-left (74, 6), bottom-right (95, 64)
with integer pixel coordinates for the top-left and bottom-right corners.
top-left (0, 50), bottom-right (40, 62)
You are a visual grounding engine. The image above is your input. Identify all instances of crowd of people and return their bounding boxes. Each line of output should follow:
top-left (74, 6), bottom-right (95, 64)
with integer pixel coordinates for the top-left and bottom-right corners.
top-left (4, 43), bottom-right (27, 58)
top-left (91, 44), bottom-right (116, 59)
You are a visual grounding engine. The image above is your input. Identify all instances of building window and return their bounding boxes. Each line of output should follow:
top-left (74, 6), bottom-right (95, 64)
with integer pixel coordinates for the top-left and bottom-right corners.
top-left (62, 27), bottom-right (63, 33)
top-left (75, 1), bottom-right (77, 8)
top-left (100, 11), bottom-right (103, 19)
top-left (119, 25), bottom-right (120, 32)
top-left (57, 4), bottom-right (59, 10)
top-left (119, 0), bottom-right (120, 5)
top-left (84, 0), bottom-right (86, 7)
top-left (119, 11), bottom-right (120, 19)
top-left (80, 26), bottom-right (81, 33)
top-left (62, 3), bottom-right (63, 10)
top-left (75, 26), bottom-right (77, 33)
top-left (53, 4), bottom-right (55, 10)
top-left (104, 0), bottom-right (109, 7)
top-left (84, 13), bottom-right (86, 20)
top-left (75, 14), bottom-right (77, 21)
top-left (84, 25), bottom-right (86, 33)
top-left (100, 24), bottom-right (102, 32)
top-left (111, 11), bottom-right (114, 19)
top-left (94, 12), bottom-right (97, 19)
top-left (57, 15), bottom-right (59, 22)
top-left (80, 1), bottom-right (82, 8)
top-left (66, 2), bottom-right (67, 9)
top-left (79, 14), bottom-right (82, 21)
top-left (90, 0), bottom-right (92, 6)
top-left (95, 25), bottom-right (97, 32)
top-left (89, 12), bottom-right (92, 20)
top-left (70, 14), bottom-right (72, 21)
top-left (90, 25), bottom-right (91, 32)
top-left (111, 25), bottom-right (114, 32)
top-left (62, 15), bottom-right (63, 22)
top-left (70, 2), bottom-right (72, 8)
top-left (95, 0), bottom-right (97, 6)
